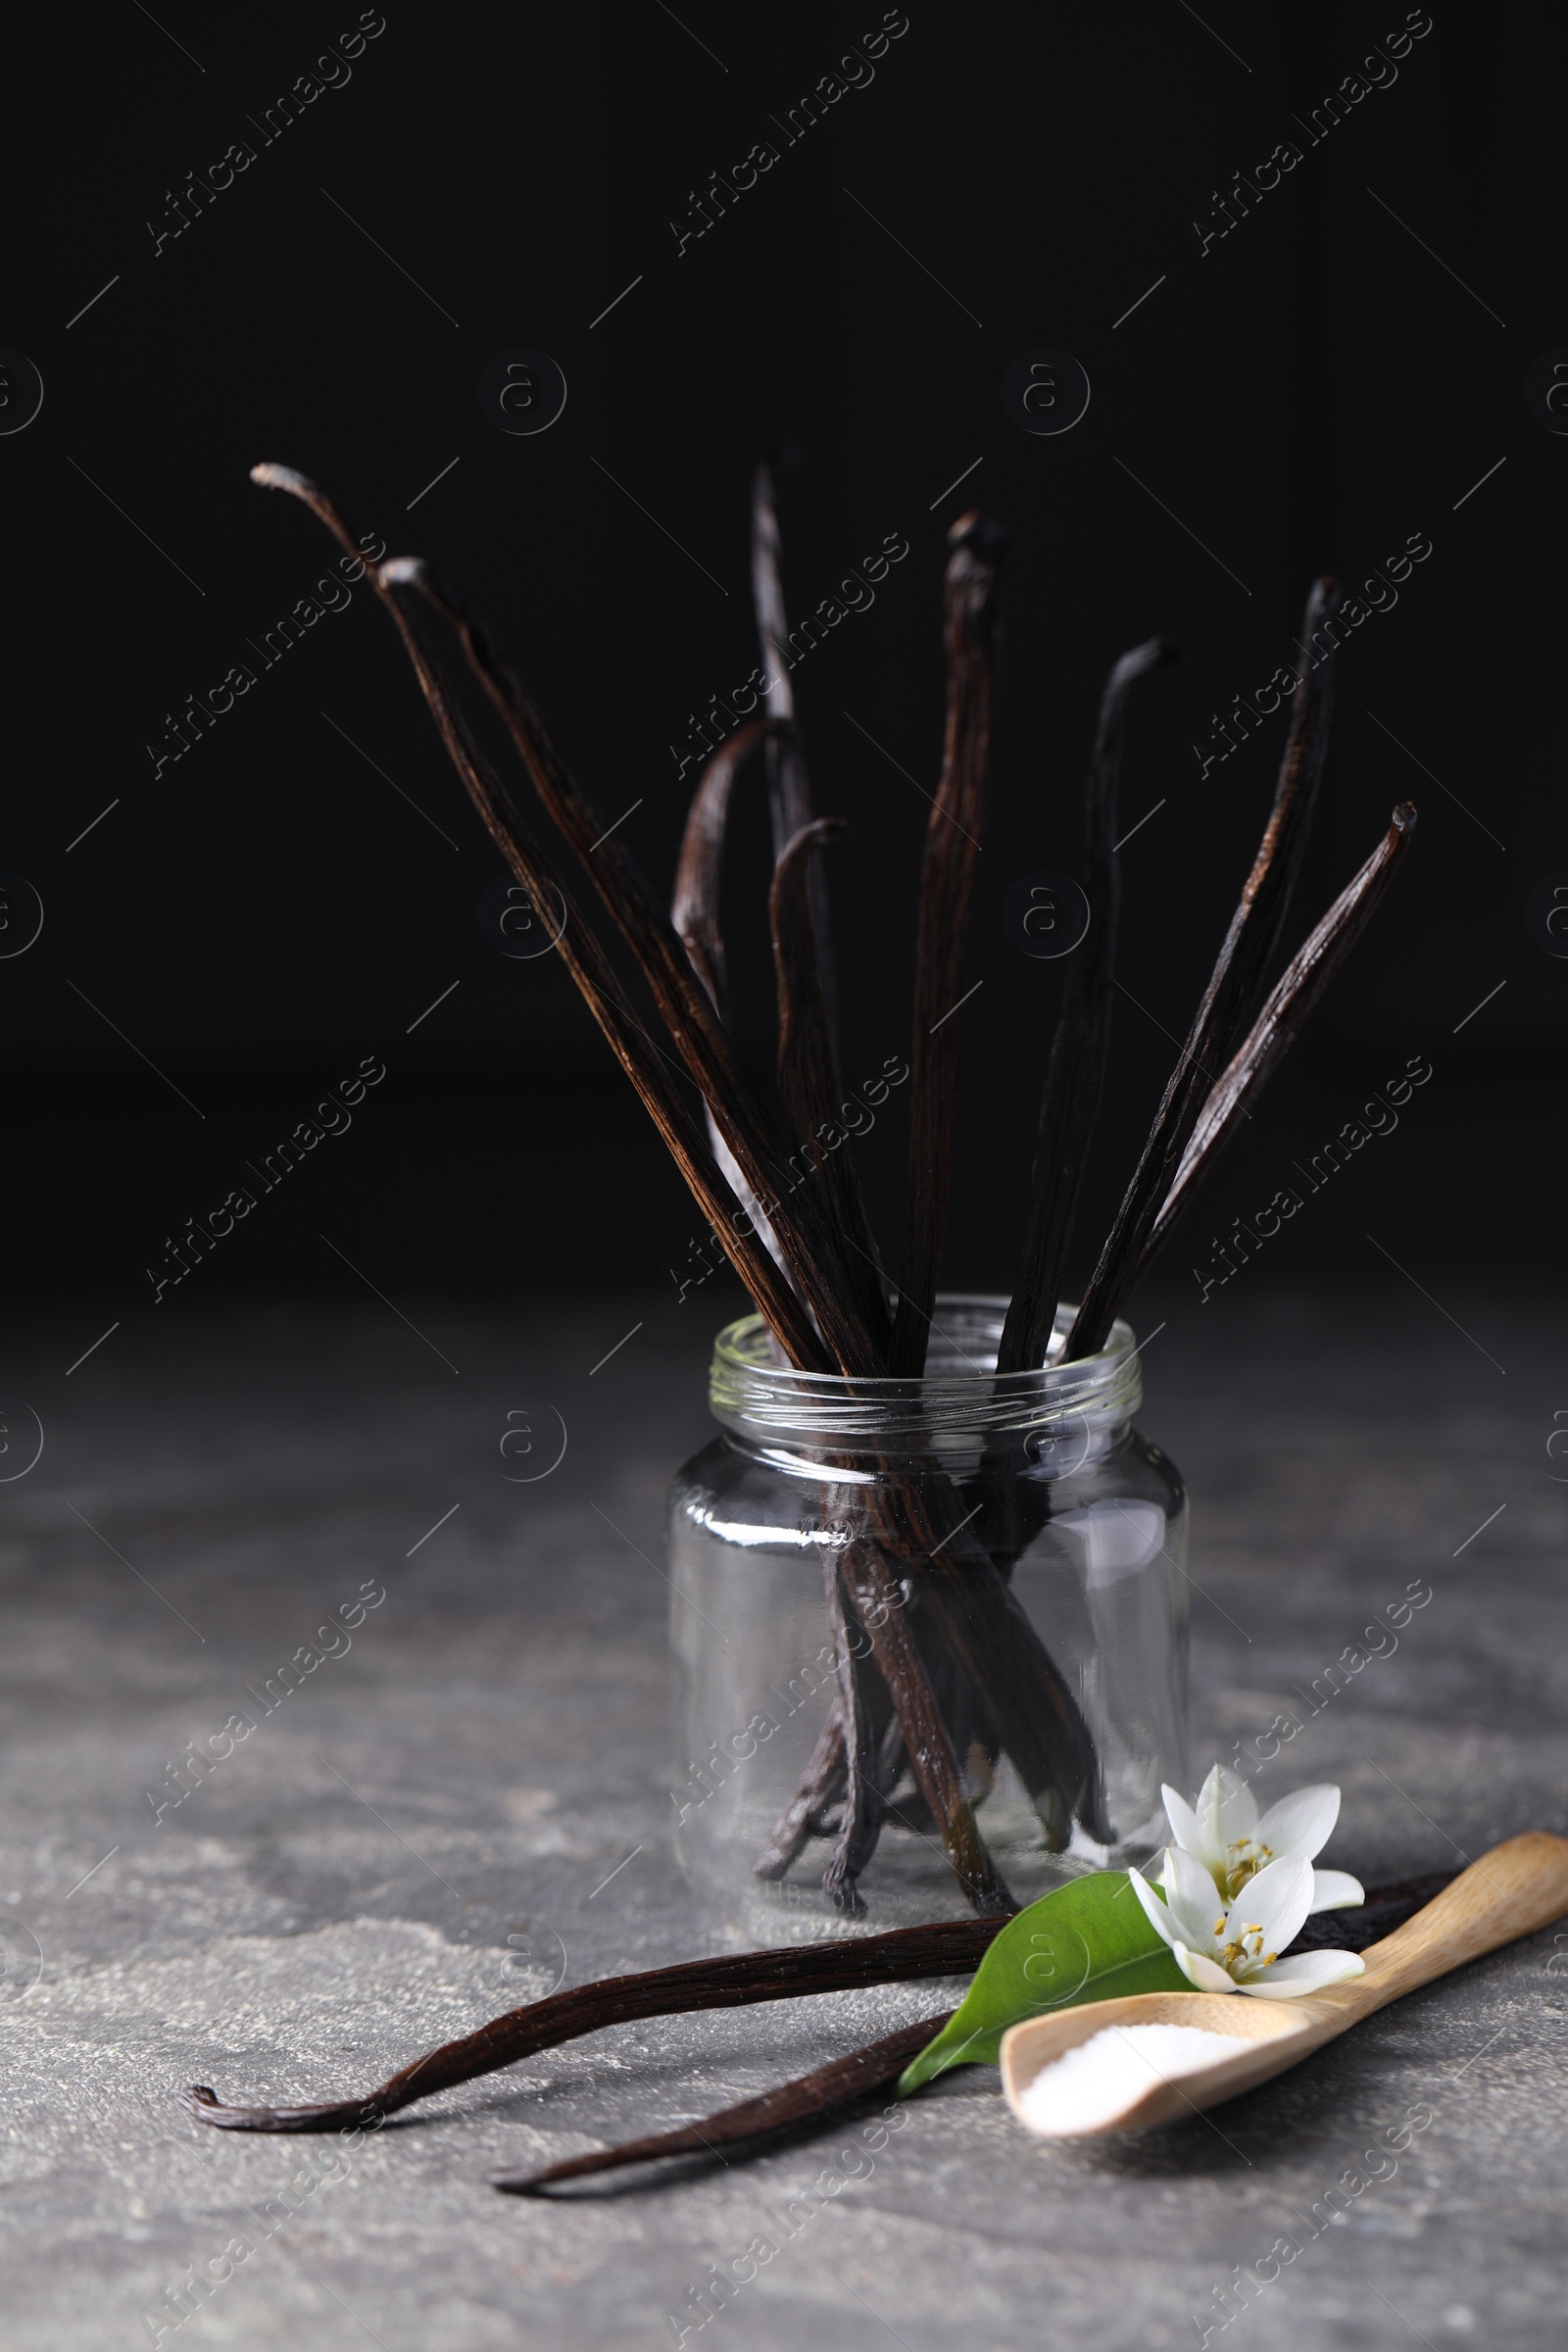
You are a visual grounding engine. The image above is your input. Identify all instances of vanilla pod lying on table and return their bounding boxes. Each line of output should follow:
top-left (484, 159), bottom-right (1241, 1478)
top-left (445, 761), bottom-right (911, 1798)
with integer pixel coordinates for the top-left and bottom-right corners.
top-left (180, 1877), bottom-right (1451, 2152)
top-left (182, 1915), bottom-right (1007, 2132)
top-left (490, 1871), bottom-right (1455, 2194)
top-left (497, 2013), bottom-right (953, 2194)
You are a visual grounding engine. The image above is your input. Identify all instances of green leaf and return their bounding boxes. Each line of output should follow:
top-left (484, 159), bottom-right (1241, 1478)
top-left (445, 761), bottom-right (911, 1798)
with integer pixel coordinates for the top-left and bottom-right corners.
top-left (896, 1871), bottom-right (1189, 2095)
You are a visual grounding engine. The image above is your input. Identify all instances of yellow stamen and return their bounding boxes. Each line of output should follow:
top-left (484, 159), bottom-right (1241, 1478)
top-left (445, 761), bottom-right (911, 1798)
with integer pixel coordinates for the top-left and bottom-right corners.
top-left (1218, 1838), bottom-right (1275, 1902)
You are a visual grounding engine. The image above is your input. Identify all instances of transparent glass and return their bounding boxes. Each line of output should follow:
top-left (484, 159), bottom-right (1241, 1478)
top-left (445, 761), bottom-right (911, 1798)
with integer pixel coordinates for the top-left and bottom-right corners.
top-left (667, 1296), bottom-right (1189, 1941)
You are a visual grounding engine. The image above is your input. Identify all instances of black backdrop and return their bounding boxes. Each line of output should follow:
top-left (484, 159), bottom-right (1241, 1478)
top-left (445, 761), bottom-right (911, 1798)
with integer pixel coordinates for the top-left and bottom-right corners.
top-left (4, 1), bottom-right (1558, 1322)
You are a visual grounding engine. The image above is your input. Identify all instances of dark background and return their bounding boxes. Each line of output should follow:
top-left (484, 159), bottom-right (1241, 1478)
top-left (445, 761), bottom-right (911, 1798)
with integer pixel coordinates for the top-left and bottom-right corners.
top-left (3, 0), bottom-right (1556, 1334)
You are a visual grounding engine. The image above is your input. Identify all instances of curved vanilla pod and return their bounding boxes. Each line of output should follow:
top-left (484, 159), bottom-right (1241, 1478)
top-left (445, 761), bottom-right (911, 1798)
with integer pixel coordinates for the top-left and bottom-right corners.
top-left (770, 820), bottom-right (891, 1350)
top-left (889, 514), bottom-right (1006, 1378)
top-left (1067, 578), bottom-right (1343, 1359)
top-left (1134, 802), bottom-right (1417, 1279)
top-left (839, 1536), bottom-right (1015, 1914)
top-left (494, 2011), bottom-right (950, 2194)
top-left (754, 1702), bottom-right (848, 1881)
top-left (768, 819), bottom-right (1008, 1909)
top-left (998, 639), bottom-right (1175, 1376)
top-left (247, 465), bottom-right (827, 1372)
top-left (672, 717), bottom-right (794, 1277)
top-left (181, 1915), bottom-right (1006, 2133)
top-left (817, 1553), bottom-right (899, 1915)
top-left (751, 458), bottom-right (839, 1038)
top-left (673, 718), bottom-right (788, 1013)
top-left (386, 556), bottom-right (880, 1380)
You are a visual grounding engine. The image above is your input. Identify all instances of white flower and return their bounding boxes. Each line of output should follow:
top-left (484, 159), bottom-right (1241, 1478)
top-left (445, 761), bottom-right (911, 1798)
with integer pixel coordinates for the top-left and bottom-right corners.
top-left (1160, 1765), bottom-right (1364, 1915)
top-left (1129, 1848), bottom-right (1366, 1997)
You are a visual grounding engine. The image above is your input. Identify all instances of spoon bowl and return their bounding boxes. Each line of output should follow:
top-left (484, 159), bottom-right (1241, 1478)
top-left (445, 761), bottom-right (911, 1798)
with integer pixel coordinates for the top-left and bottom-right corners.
top-left (1001, 1831), bottom-right (1568, 2137)
top-left (1001, 1989), bottom-right (1317, 2134)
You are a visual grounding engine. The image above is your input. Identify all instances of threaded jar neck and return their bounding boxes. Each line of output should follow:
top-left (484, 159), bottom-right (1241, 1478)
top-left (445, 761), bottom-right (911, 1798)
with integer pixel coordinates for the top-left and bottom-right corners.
top-left (708, 1294), bottom-right (1142, 1480)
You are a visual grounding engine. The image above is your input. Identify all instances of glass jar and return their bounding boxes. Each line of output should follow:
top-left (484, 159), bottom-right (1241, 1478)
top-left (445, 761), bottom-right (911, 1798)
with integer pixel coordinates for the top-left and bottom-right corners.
top-left (667, 1295), bottom-right (1188, 1941)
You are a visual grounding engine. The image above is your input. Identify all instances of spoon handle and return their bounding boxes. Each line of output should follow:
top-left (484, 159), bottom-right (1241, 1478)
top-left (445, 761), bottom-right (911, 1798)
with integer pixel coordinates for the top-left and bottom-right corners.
top-left (1335, 1832), bottom-right (1568, 2020)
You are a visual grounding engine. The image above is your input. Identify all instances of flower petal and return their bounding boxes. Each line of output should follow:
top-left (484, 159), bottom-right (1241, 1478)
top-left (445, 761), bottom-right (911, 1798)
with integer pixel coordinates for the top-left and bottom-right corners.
top-left (1209, 1763), bottom-right (1259, 1846)
top-left (1161, 1783), bottom-right (1221, 1870)
top-left (1232, 1853), bottom-right (1314, 1956)
top-left (1309, 1867), bottom-right (1365, 1912)
top-left (1127, 1866), bottom-right (1181, 1952)
top-left (1163, 1845), bottom-right (1233, 1948)
top-left (1174, 1942), bottom-right (1238, 1993)
top-left (1240, 1948), bottom-right (1366, 1997)
top-left (1256, 1783), bottom-right (1341, 1864)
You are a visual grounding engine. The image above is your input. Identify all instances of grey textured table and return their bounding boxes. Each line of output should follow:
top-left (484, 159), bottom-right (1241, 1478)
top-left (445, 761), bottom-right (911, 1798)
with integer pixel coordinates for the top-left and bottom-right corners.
top-left (2, 1285), bottom-right (1562, 2350)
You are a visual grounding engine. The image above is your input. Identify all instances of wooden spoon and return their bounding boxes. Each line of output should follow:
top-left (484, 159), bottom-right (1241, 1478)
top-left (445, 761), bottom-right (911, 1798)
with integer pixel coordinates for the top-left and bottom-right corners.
top-left (1001, 1831), bottom-right (1568, 2137)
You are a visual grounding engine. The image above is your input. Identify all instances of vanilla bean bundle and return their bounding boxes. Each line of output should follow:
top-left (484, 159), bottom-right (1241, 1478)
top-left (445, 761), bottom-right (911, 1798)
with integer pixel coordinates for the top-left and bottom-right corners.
top-left (252, 463), bottom-right (1417, 1917)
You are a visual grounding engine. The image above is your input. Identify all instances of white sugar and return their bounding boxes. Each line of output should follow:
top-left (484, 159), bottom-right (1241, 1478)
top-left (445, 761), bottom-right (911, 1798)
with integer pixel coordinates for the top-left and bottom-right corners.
top-left (1015, 2022), bottom-right (1241, 2135)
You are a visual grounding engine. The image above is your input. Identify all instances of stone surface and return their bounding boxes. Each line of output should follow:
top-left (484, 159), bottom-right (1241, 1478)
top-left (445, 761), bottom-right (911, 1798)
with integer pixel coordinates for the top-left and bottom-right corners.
top-left (1, 1285), bottom-right (1563, 2350)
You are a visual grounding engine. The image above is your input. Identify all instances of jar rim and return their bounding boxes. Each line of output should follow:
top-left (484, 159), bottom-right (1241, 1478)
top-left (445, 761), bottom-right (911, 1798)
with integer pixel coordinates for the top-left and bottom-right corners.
top-left (709, 1293), bottom-right (1142, 1463)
